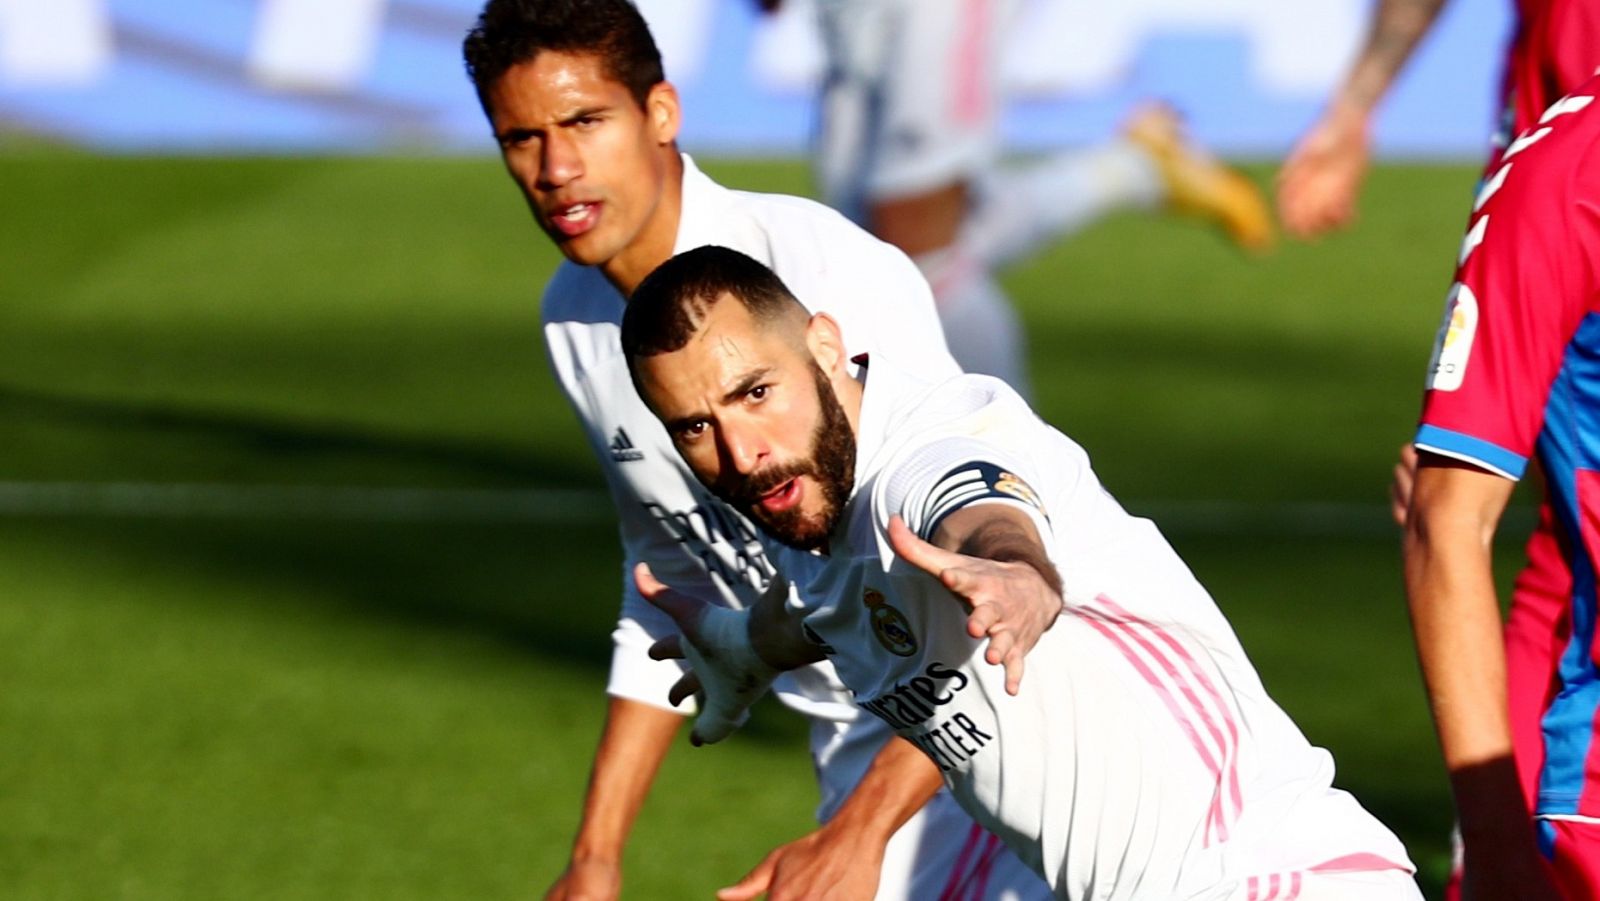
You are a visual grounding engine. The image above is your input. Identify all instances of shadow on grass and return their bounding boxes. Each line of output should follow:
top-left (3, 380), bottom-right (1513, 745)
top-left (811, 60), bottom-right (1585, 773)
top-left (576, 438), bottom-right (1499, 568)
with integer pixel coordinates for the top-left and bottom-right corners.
top-left (0, 379), bottom-right (594, 488)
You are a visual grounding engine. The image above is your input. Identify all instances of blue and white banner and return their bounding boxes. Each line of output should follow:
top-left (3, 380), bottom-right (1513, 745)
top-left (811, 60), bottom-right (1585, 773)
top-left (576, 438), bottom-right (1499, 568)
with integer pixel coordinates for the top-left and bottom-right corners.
top-left (0, 0), bottom-right (1511, 157)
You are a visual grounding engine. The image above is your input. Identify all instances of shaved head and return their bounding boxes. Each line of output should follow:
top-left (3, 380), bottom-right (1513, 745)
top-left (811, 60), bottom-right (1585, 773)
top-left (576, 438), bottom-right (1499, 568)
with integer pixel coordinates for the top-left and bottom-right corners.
top-left (621, 246), bottom-right (809, 369)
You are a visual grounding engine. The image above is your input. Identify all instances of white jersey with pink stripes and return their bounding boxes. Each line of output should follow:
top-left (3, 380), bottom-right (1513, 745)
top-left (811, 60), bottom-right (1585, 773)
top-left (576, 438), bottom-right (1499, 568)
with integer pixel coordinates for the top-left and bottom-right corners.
top-left (774, 359), bottom-right (1420, 900)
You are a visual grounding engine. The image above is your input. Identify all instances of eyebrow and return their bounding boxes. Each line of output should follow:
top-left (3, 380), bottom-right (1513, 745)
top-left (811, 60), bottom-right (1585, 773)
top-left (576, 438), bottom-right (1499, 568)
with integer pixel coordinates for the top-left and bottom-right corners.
top-left (721, 367), bottom-right (774, 405)
top-left (494, 106), bottom-right (610, 142)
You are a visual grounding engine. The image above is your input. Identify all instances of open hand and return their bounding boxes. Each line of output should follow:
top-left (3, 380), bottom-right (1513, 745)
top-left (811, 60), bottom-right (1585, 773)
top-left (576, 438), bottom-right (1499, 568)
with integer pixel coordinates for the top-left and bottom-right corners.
top-left (887, 515), bottom-right (1062, 695)
top-left (637, 563), bottom-right (777, 745)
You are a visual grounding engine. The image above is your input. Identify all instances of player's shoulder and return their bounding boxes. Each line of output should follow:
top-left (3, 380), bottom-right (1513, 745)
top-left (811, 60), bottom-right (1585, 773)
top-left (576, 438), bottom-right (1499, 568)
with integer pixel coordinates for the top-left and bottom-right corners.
top-left (539, 261), bottom-right (622, 327)
top-left (721, 183), bottom-right (895, 259)
top-left (1491, 83), bottom-right (1600, 203)
top-left (866, 372), bottom-right (1062, 533)
top-left (539, 261), bottom-right (627, 392)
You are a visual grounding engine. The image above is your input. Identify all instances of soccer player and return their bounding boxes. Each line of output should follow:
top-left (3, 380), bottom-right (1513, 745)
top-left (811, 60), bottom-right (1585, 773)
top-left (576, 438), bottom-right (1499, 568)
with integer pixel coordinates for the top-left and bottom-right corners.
top-left (460, 1), bottom-right (1052, 898)
top-left (620, 245), bottom-right (1422, 900)
top-left (766, 0), bottom-right (1273, 394)
top-left (1404, 75), bottom-right (1600, 899)
top-left (1278, 0), bottom-right (1600, 238)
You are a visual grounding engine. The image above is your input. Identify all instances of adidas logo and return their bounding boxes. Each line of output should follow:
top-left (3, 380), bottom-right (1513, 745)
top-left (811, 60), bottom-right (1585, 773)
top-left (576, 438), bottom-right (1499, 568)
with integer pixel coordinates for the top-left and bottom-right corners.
top-left (610, 427), bottom-right (644, 463)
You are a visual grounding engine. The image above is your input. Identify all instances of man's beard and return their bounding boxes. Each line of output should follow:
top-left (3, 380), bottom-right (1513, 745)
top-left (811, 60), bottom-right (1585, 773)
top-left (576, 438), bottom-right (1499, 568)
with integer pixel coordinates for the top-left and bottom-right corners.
top-left (718, 362), bottom-right (856, 551)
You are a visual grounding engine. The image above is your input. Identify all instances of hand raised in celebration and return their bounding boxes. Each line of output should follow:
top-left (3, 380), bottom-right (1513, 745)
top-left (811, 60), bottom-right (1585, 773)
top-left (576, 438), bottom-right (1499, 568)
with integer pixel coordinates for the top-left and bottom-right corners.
top-left (887, 512), bottom-right (1064, 696)
top-left (637, 563), bottom-right (778, 746)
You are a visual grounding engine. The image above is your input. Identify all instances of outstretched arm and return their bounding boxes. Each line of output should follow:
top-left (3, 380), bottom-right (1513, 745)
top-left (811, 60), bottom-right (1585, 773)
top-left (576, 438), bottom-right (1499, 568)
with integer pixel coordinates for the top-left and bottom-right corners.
top-left (889, 507), bottom-right (1064, 695)
top-left (1403, 454), bottom-right (1560, 900)
top-left (1278, 0), bottom-right (1450, 238)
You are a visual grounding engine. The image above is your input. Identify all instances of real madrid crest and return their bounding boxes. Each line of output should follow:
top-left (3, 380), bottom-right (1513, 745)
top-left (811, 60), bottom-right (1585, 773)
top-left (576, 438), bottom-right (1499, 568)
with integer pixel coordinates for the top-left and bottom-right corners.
top-left (864, 588), bottom-right (918, 657)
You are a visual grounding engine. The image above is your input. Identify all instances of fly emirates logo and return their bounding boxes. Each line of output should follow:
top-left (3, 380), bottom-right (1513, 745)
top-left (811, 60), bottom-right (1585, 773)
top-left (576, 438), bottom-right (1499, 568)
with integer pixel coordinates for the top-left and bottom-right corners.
top-left (858, 662), bottom-right (995, 772)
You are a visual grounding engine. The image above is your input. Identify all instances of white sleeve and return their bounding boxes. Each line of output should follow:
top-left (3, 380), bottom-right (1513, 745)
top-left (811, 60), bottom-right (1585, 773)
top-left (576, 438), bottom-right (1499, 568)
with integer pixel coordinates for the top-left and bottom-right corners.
top-left (877, 436), bottom-right (1063, 547)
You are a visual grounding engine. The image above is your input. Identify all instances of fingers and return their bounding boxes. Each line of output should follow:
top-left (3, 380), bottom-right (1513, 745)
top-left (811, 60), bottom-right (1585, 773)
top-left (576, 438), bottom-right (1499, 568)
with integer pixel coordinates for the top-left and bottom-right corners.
top-left (648, 634), bottom-right (683, 661)
top-left (1002, 645), bottom-right (1025, 696)
top-left (668, 672), bottom-right (701, 708)
top-left (887, 514), bottom-right (964, 578)
top-left (635, 562), bottom-right (706, 634)
top-left (716, 851), bottom-right (777, 901)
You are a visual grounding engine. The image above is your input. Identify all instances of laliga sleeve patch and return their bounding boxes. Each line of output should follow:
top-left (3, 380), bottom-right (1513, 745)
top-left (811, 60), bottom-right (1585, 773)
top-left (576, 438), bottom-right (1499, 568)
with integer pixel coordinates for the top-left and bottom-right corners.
top-left (1426, 282), bottom-right (1478, 392)
top-left (919, 461), bottom-right (1047, 540)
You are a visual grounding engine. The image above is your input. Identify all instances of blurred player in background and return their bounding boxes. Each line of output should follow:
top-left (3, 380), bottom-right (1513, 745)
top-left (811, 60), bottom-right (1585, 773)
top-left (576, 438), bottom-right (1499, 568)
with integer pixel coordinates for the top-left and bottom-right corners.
top-left (620, 245), bottom-right (1420, 900)
top-left (1404, 76), bottom-right (1600, 899)
top-left (1278, 0), bottom-right (1600, 238)
top-left (462, 1), bottom-right (1053, 898)
top-left (760, 0), bottom-right (1274, 395)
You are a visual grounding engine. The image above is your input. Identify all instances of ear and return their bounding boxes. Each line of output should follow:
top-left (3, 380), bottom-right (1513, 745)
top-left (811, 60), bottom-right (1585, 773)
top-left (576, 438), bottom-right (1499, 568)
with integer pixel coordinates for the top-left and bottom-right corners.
top-left (646, 81), bottom-right (681, 145)
top-left (805, 312), bottom-right (848, 378)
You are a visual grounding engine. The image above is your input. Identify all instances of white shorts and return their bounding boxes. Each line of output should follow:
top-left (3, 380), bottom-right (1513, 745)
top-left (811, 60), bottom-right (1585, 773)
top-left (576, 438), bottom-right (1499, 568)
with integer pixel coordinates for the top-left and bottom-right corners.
top-left (878, 790), bottom-right (1052, 900)
top-left (813, 0), bottom-right (1021, 215)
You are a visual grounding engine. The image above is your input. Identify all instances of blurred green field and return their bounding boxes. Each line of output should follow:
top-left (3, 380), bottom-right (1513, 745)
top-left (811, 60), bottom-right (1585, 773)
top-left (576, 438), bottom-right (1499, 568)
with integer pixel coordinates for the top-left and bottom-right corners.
top-left (0, 152), bottom-right (1540, 899)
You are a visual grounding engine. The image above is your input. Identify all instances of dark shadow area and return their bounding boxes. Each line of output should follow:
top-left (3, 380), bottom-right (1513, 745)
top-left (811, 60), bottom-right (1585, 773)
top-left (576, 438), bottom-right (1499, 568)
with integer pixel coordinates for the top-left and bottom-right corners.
top-left (0, 380), bottom-right (597, 489)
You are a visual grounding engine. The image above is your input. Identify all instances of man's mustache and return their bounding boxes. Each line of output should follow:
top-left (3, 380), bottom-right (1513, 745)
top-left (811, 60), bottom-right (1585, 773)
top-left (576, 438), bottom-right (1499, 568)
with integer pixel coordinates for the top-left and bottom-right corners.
top-left (722, 461), bottom-right (815, 508)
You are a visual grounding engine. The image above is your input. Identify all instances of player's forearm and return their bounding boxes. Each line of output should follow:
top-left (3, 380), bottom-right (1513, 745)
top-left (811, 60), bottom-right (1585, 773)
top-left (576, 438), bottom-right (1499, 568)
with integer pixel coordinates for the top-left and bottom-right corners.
top-left (1338, 0), bottom-right (1450, 111)
top-left (568, 696), bottom-right (683, 863)
top-left (937, 507), bottom-right (1062, 596)
top-left (1403, 494), bottom-right (1516, 831)
top-left (822, 737), bottom-right (944, 844)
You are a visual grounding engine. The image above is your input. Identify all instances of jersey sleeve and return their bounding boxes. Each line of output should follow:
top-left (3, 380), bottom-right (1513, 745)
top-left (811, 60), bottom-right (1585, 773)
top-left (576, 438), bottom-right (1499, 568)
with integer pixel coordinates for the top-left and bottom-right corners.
top-left (1415, 102), bottom-right (1600, 480)
top-left (878, 435), bottom-right (1056, 546)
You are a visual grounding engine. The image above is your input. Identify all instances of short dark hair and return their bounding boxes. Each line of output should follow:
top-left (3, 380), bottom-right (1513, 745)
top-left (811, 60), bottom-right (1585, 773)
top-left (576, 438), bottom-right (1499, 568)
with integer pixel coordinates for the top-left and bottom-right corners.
top-left (622, 246), bottom-right (804, 361)
top-left (462, 0), bottom-right (665, 112)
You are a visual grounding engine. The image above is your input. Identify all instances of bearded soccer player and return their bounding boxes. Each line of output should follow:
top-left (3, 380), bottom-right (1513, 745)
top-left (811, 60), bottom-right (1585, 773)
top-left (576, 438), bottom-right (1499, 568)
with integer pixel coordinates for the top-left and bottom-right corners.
top-left (461, 1), bottom-right (1053, 898)
top-left (1405, 76), bottom-right (1600, 899)
top-left (619, 245), bottom-right (1420, 900)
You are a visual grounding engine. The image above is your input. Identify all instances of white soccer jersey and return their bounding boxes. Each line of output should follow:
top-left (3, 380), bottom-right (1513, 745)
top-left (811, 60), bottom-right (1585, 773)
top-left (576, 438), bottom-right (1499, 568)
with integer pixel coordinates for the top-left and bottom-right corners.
top-left (774, 361), bottom-right (1420, 900)
top-left (541, 157), bottom-right (1052, 898)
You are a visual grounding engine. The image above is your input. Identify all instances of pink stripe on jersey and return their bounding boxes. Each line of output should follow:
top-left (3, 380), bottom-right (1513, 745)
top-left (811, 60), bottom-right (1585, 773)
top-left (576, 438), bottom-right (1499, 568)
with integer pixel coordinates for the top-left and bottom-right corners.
top-left (952, 0), bottom-right (992, 125)
top-left (938, 824), bottom-right (986, 901)
top-left (1095, 594), bottom-right (1246, 819)
top-left (1309, 852), bottom-right (1412, 873)
top-left (1078, 609), bottom-right (1232, 844)
top-left (1079, 595), bottom-right (1245, 844)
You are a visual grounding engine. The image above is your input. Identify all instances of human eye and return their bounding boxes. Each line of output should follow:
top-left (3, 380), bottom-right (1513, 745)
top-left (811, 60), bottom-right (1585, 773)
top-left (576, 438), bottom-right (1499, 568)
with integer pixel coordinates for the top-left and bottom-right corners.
top-left (676, 420), bottom-right (710, 442)
top-left (747, 384), bottom-right (770, 403)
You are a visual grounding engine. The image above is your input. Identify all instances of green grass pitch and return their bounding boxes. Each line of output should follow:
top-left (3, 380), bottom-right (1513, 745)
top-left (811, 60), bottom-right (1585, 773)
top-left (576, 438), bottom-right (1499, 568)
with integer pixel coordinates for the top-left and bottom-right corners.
top-left (0, 151), bottom-right (1538, 898)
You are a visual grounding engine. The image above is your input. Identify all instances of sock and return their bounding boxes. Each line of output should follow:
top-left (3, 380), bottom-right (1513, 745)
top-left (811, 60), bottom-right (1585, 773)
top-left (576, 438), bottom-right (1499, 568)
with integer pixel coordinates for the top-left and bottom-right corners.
top-left (960, 139), bottom-right (1164, 270)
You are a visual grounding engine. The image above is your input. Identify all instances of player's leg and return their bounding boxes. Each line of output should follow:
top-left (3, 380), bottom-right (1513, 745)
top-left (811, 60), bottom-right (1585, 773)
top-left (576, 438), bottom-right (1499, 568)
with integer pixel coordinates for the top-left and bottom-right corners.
top-left (961, 104), bottom-right (1273, 271)
top-left (816, 0), bottom-right (1032, 390)
top-left (876, 791), bottom-right (1052, 900)
top-left (912, 246), bottom-right (1030, 395)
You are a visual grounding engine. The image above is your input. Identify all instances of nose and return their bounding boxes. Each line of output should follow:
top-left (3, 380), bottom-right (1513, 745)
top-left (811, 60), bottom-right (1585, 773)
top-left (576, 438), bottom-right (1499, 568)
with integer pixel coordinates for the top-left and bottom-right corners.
top-left (538, 130), bottom-right (583, 188)
top-left (719, 422), bottom-right (767, 477)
